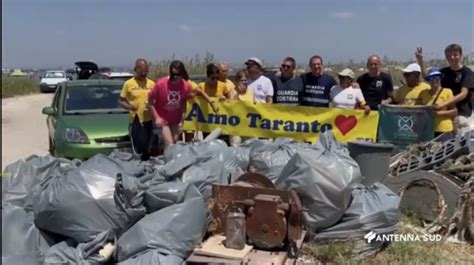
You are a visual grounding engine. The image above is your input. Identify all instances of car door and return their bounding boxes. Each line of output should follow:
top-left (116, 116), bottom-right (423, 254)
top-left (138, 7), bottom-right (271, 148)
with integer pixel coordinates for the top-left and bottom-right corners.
top-left (47, 83), bottom-right (62, 143)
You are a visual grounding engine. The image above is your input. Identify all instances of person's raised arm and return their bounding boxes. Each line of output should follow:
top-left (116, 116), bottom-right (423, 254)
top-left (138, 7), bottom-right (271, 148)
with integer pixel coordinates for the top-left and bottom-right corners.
top-left (415, 47), bottom-right (428, 78)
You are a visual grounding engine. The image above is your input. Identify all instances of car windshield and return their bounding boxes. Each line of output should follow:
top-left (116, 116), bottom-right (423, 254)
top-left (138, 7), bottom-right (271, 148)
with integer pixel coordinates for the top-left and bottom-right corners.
top-left (64, 85), bottom-right (127, 114)
top-left (44, 72), bottom-right (65, 78)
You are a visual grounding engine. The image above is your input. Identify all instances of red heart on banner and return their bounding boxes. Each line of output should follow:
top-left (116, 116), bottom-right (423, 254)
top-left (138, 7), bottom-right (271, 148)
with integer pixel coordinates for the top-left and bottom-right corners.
top-left (335, 115), bottom-right (358, 136)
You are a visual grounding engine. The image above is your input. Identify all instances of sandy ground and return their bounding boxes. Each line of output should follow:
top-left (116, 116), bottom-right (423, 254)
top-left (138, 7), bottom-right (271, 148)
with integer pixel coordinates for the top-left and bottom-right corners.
top-left (2, 93), bottom-right (53, 170)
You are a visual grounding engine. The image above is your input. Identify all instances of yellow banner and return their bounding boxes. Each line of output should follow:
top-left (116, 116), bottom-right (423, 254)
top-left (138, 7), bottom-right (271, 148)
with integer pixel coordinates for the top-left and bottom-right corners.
top-left (183, 98), bottom-right (379, 142)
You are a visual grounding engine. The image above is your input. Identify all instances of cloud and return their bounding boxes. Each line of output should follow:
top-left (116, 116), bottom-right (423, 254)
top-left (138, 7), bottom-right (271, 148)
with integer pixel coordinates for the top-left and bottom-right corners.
top-left (178, 24), bottom-right (192, 32)
top-left (331, 11), bottom-right (355, 19)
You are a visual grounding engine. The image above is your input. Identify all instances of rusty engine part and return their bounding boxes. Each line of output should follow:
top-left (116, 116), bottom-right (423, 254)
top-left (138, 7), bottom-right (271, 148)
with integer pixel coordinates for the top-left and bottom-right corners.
top-left (210, 173), bottom-right (304, 255)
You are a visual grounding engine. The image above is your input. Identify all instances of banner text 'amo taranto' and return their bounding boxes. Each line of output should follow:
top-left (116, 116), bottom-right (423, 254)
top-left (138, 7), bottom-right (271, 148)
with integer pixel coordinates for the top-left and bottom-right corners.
top-left (183, 98), bottom-right (379, 142)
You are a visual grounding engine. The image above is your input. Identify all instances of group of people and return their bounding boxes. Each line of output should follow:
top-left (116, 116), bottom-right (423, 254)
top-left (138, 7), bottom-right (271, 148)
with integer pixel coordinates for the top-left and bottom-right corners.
top-left (119, 43), bottom-right (474, 161)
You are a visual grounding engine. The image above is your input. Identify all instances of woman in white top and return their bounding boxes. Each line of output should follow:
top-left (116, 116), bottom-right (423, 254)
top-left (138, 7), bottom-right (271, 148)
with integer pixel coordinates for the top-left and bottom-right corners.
top-left (330, 68), bottom-right (371, 115)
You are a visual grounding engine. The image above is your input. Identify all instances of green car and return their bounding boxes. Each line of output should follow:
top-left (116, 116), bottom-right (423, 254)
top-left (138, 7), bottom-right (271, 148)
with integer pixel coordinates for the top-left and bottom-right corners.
top-left (42, 79), bottom-right (132, 159)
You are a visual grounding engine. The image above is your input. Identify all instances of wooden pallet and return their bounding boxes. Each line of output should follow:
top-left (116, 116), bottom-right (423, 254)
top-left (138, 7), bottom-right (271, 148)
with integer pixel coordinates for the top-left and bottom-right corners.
top-left (186, 231), bottom-right (306, 265)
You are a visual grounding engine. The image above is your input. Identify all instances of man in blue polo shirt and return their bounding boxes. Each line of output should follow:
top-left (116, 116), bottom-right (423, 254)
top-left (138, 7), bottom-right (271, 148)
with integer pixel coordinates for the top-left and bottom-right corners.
top-left (300, 55), bottom-right (337, 107)
top-left (272, 57), bottom-right (303, 105)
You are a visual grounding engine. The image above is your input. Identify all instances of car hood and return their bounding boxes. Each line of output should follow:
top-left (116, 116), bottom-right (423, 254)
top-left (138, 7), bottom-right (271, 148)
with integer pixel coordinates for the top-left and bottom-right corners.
top-left (61, 113), bottom-right (129, 140)
top-left (41, 78), bottom-right (66, 85)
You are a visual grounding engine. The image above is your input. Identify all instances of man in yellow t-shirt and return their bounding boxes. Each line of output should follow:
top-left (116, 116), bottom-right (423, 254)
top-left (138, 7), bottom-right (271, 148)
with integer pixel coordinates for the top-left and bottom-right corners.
top-left (119, 58), bottom-right (155, 161)
top-left (218, 62), bottom-right (236, 92)
top-left (198, 63), bottom-right (233, 99)
top-left (418, 67), bottom-right (457, 140)
top-left (393, 63), bottom-right (430, 105)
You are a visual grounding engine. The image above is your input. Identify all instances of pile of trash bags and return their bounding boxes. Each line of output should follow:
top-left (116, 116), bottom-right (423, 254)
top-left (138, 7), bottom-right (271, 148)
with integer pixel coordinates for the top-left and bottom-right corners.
top-left (2, 131), bottom-right (400, 264)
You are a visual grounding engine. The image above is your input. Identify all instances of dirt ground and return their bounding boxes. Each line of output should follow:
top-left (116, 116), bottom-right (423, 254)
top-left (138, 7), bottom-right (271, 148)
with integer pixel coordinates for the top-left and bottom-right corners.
top-left (2, 93), bottom-right (53, 170)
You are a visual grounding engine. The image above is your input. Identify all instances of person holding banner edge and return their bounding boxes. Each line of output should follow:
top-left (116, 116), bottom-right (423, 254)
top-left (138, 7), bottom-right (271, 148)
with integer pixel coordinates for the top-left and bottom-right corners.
top-left (356, 55), bottom-right (395, 109)
top-left (418, 67), bottom-right (457, 141)
top-left (416, 45), bottom-right (474, 131)
top-left (245, 57), bottom-right (274, 104)
top-left (329, 68), bottom-right (371, 115)
top-left (393, 63), bottom-right (429, 105)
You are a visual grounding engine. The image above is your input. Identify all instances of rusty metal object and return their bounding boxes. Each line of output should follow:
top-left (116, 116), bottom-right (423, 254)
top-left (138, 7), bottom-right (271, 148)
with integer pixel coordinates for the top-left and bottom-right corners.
top-left (210, 173), bottom-right (304, 252)
top-left (246, 194), bottom-right (288, 249)
top-left (232, 172), bottom-right (276, 189)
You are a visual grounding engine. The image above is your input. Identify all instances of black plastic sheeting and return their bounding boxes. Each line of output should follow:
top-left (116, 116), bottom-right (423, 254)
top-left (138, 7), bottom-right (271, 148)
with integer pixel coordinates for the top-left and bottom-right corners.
top-left (2, 132), bottom-right (401, 264)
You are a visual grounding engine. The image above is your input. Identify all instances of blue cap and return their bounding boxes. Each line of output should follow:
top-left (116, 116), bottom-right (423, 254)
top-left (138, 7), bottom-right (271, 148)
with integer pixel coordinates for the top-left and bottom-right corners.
top-left (425, 67), bottom-right (443, 81)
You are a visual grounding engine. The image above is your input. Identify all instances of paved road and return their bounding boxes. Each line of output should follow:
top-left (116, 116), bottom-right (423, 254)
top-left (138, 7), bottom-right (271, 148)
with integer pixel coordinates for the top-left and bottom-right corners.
top-left (2, 93), bottom-right (53, 170)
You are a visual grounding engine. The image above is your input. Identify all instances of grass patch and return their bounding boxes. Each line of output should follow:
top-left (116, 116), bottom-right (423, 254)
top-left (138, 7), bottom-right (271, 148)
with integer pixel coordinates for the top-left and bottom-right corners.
top-left (301, 215), bottom-right (474, 264)
top-left (2, 76), bottom-right (39, 98)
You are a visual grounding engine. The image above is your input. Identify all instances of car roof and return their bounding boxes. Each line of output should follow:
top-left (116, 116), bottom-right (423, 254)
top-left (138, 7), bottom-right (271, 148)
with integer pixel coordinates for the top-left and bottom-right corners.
top-left (45, 70), bottom-right (66, 73)
top-left (107, 72), bottom-right (134, 77)
top-left (65, 79), bottom-right (125, 87)
top-left (74, 61), bottom-right (99, 71)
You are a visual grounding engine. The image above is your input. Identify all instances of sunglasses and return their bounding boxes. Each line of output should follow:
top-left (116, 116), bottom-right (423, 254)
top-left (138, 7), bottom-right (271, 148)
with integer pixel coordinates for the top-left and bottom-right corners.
top-left (281, 64), bottom-right (293, 69)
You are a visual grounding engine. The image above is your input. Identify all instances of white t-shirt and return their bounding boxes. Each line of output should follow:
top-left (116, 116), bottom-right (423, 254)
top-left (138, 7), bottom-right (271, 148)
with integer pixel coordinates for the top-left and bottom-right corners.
top-left (330, 85), bottom-right (366, 109)
top-left (248, 75), bottom-right (274, 103)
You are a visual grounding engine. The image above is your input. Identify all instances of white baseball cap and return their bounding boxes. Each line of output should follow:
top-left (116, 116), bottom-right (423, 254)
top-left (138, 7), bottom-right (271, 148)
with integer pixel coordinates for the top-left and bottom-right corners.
top-left (245, 57), bottom-right (263, 68)
top-left (337, 68), bottom-right (355, 79)
top-left (403, 63), bottom-right (421, 73)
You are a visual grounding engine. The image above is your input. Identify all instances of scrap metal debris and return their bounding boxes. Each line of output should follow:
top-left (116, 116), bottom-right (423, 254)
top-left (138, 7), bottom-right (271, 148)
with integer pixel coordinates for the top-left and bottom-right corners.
top-left (435, 153), bottom-right (474, 181)
top-left (427, 177), bottom-right (474, 244)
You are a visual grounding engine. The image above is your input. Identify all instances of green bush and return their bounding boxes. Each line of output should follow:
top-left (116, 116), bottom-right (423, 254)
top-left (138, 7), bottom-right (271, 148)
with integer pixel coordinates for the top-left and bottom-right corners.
top-left (2, 75), bottom-right (39, 98)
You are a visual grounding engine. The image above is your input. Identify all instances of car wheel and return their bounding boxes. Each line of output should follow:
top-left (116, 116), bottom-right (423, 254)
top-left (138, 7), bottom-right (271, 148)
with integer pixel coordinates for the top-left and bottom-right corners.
top-left (49, 138), bottom-right (56, 156)
top-left (40, 85), bottom-right (47, 93)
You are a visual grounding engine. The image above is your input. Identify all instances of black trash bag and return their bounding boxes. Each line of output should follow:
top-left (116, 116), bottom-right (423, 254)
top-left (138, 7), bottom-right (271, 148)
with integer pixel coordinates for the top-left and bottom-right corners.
top-left (159, 142), bottom-right (228, 200)
top-left (2, 155), bottom-right (80, 210)
top-left (108, 150), bottom-right (166, 184)
top-left (275, 132), bottom-right (362, 230)
top-left (43, 231), bottom-right (115, 265)
top-left (180, 156), bottom-right (227, 200)
top-left (312, 182), bottom-right (400, 259)
top-left (2, 203), bottom-right (55, 264)
top-left (249, 137), bottom-right (318, 181)
top-left (116, 250), bottom-right (183, 265)
top-left (162, 140), bottom-right (242, 182)
top-left (144, 182), bottom-right (202, 213)
top-left (315, 182), bottom-right (400, 239)
top-left (2, 255), bottom-right (44, 265)
top-left (116, 196), bottom-right (207, 262)
top-left (205, 139), bottom-right (245, 181)
top-left (32, 154), bottom-right (147, 243)
top-left (229, 138), bottom-right (270, 171)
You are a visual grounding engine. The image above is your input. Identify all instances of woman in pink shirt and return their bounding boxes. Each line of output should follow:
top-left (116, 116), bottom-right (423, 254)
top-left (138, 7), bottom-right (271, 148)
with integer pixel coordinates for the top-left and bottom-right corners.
top-left (148, 60), bottom-right (217, 149)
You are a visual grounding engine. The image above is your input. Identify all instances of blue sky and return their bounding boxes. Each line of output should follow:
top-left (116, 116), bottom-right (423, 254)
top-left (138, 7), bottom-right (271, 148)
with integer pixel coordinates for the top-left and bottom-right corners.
top-left (2, 0), bottom-right (473, 68)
